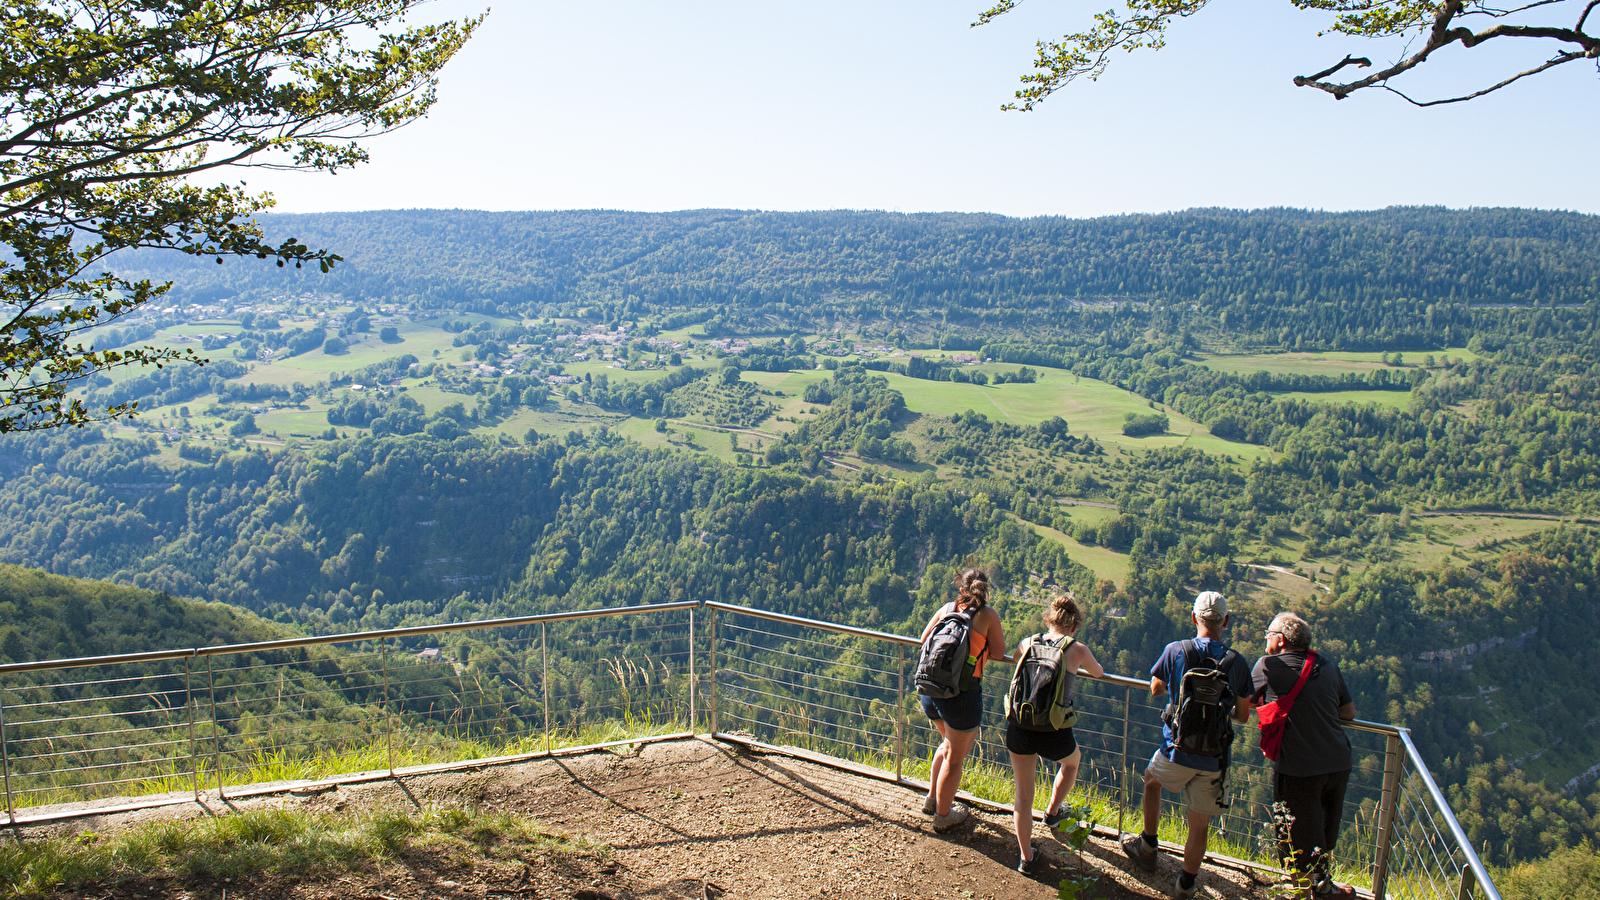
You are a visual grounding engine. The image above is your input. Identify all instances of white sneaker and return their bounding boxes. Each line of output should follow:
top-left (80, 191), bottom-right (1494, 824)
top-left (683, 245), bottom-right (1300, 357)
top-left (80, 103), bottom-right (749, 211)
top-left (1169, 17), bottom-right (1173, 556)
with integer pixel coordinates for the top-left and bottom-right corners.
top-left (932, 802), bottom-right (971, 832)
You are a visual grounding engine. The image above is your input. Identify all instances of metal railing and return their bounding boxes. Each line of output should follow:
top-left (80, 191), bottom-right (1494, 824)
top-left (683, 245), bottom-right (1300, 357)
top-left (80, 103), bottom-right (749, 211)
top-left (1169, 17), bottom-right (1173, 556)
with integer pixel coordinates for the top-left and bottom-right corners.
top-left (701, 602), bottom-right (1499, 900)
top-left (0, 599), bottom-right (1498, 900)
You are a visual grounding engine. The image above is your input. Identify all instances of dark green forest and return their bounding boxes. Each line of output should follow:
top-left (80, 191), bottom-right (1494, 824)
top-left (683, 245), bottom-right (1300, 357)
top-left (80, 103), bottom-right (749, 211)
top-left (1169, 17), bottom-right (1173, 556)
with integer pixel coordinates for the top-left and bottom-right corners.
top-left (116, 207), bottom-right (1600, 350)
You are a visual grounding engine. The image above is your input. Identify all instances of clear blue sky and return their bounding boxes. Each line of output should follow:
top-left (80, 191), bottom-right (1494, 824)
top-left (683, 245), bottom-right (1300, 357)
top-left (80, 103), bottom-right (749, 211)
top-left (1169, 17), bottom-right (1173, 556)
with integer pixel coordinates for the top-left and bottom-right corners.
top-left (244, 0), bottom-right (1599, 217)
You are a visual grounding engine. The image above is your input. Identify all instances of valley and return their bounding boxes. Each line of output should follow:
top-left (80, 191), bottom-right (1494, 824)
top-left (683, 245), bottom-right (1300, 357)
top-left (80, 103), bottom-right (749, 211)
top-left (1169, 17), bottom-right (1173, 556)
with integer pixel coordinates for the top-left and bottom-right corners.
top-left (5, 206), bottom-right (1600, 878)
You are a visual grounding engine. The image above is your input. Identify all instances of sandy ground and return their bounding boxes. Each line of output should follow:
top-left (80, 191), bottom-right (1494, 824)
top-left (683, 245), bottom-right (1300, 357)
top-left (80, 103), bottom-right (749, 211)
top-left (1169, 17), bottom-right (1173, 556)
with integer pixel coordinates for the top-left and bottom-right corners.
top-left (18, 737), bottom-right (1282, 900)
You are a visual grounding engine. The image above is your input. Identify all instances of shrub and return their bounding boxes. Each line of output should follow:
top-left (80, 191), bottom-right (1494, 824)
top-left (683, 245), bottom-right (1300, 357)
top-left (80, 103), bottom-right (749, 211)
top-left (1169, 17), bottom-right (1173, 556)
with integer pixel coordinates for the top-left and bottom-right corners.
top-left (1122, 411), bottom-right (1169, 436)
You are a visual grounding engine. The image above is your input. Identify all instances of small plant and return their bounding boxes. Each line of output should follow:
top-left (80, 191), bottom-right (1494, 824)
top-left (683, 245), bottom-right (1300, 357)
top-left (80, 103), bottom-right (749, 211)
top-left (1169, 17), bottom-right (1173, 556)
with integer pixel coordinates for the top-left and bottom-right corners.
top-left (1054, 802), bottom-right (1098, 900)
top-left (1260, 801), bottom-right (1319, 898)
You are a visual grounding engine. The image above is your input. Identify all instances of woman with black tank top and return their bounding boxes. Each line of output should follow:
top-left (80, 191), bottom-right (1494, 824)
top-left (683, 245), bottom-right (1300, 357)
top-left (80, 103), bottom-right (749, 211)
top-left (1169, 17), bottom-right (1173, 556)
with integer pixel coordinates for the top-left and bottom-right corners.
top-left (1007, 594), bottom-right (1104, 874)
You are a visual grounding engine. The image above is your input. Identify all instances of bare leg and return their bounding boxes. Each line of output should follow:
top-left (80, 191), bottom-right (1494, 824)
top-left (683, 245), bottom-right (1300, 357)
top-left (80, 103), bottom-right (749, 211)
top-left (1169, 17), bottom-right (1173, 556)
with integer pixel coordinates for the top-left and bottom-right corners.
top-left (1183, 808), bottom-right (1210, 876)
top-left (1045, 747), bottom-right (1082, 818)
top-left (936, 727), bottom-right (980, 816)
top-left (1141, 769), bottom-right (1163, 836)
top-left (1011, 751), bottom-right (1038, 859)
top-left (927, 719), bottom-right (951, 810)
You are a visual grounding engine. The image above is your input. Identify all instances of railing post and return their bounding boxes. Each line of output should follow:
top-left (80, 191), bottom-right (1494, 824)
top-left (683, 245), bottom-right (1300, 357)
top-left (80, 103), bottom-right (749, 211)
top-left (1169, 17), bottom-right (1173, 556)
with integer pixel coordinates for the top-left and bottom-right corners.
top-left (1372, 731), bottom-right (1403, 900)
top-left (0, 684), bottom-right (14, 827)
top-left (1120, 684), bottom-right (1132, 837)
top-left (184, 655), bottom-right (200, 801)
top-left (382, 639), bottom-right (395, 777)
top-left (708, 608), bottom-right (719, 736)
top-left (206, 655), bottom-right (224, 799)
top-left (1458, 864), bottom-right (1477, 900)
top-left (688, 608), bottom-right (697, 734)
top-left (541, 623), bottom-right (551, 754)
top-left (895, 642), bottom-right (905, 782)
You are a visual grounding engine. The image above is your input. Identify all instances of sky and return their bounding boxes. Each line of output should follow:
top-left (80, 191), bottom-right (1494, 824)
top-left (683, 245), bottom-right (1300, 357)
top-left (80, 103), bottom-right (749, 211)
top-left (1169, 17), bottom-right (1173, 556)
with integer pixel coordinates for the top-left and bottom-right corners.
top-left (240, 0), bottom-right (1600, 218)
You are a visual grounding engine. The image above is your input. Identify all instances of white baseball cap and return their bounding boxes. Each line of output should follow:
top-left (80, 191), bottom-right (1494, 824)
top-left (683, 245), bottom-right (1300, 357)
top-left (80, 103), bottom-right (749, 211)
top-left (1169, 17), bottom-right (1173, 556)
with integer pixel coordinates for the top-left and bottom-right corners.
top-left (1193, 591), bottom-right (1228, 621)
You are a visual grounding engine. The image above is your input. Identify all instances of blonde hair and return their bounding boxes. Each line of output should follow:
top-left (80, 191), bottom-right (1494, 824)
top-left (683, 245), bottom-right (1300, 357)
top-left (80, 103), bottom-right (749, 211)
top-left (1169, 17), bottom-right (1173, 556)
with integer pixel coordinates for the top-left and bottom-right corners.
top-left (954, 568), bottom-right (990, 610)
top-left (1045, 593), bottom-right (1083, 633)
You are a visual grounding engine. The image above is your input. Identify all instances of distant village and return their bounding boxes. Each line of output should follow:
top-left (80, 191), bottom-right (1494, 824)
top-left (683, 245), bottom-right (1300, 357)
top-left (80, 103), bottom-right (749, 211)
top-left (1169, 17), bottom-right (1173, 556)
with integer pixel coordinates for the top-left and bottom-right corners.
top-left (90, 292), bottom-right (984, 440)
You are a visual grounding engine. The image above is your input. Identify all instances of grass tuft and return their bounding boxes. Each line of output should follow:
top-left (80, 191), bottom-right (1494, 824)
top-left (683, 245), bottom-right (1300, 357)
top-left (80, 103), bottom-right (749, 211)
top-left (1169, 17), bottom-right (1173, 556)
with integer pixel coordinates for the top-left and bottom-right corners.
top-left (0, 806), bottom-right (602, 899)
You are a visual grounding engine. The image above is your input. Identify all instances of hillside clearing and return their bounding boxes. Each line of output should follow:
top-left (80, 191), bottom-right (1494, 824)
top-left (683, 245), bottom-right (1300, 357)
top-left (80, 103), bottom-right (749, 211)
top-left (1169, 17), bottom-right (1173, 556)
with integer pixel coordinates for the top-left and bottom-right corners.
top-left (1196, 350), bottom-right (1480, 377)
top-left (1022, 517), bottom-right (1131, 583)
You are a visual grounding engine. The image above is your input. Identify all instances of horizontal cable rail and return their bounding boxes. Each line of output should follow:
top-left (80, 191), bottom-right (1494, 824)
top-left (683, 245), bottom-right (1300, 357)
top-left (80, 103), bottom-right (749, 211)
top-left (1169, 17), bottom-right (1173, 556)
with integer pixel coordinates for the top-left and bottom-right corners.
top-left (0, 599), bottom-right (1498, 900)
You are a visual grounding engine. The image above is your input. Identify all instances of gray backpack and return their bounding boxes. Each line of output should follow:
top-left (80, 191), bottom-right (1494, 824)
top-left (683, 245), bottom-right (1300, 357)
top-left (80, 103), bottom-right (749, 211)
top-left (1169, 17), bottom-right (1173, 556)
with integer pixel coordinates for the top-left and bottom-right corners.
top-left (915, 607), bottom-right (974, 699)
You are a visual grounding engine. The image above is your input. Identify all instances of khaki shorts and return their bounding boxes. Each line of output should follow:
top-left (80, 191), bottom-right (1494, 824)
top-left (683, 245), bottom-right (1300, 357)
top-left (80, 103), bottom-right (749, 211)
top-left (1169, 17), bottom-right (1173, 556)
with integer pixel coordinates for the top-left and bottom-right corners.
top-left (1146, 751), bottom-right (1231, 817)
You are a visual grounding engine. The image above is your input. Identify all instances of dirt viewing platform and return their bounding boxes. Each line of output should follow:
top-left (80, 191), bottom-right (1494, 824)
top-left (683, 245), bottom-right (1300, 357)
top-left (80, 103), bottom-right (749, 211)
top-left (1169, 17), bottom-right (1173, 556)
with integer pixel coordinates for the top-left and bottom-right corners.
top-left (12, 737), bottom-right (1285, 900)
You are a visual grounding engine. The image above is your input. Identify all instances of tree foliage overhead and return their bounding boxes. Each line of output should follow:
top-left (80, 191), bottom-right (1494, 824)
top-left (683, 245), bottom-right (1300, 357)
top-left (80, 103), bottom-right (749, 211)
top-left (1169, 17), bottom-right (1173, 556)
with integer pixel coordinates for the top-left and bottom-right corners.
top-left (0, 0), bottom-right (479, 434)
top-left (974, 0), bottom-right (1600, 109)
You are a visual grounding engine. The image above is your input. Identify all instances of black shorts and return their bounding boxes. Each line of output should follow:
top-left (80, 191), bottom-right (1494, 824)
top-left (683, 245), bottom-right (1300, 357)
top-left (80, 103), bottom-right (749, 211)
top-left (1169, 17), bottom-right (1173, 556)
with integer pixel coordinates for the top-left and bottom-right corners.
top-left (921, 687), bottom-right (983, 733)
top-left (1005, 721), bottom-right (1079, 761)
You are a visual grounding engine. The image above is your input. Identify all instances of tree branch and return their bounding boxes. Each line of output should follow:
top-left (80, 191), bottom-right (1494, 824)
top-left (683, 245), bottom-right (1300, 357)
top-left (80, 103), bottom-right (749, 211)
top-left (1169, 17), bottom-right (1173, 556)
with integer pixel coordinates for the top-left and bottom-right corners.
top-left (1381, 49), bottom-right (1589, 104)
top-left (1298, 54), bottom-right (1373, 83)
top-left (1576, 0), bottom-right (1600, 33)
top-left (1294, 0), bottom-right (1600, 100)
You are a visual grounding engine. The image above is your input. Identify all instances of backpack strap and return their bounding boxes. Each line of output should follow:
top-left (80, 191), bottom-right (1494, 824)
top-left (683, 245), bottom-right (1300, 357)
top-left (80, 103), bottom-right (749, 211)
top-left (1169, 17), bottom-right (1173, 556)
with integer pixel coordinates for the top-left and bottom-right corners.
top-left (1010, 634), bottom-right (1038, 681)
top-left (1180, 639), bottom-right (1199, 673)
top-left (1218, 648), bottom-right (1240, 675)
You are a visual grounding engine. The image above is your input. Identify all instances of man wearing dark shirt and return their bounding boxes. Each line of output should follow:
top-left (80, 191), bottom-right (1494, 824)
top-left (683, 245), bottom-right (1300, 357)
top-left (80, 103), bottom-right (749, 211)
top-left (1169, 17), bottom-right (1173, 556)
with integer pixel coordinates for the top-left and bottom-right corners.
top-left (1252, 611), bottom-right (1357, 900)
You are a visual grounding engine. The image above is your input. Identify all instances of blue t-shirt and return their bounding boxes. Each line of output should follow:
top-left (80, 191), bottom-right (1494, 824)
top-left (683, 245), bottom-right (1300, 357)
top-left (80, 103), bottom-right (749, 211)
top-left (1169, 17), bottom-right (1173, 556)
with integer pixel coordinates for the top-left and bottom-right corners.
top-left (1151, 637), bottom-right (1253, 771)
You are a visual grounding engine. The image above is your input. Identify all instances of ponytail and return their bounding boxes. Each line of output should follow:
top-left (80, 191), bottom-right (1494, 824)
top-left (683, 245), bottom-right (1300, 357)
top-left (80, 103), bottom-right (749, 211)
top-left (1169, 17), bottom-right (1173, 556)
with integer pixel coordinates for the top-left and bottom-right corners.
top-left (953, 568), bottom-right (990, 611)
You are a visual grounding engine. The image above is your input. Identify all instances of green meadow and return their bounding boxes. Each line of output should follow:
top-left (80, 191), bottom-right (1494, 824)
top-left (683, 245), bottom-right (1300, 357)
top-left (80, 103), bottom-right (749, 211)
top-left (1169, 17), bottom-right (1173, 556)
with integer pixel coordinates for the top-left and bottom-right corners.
top-left (1196, 348), bottom-right (1480, 377)
top-left (880, 366), bottom-right (1274, 461)
top-left (1022, 516), bottom-right (1130, 583)
top-left (1395, 513), bottom-right (1568, 570)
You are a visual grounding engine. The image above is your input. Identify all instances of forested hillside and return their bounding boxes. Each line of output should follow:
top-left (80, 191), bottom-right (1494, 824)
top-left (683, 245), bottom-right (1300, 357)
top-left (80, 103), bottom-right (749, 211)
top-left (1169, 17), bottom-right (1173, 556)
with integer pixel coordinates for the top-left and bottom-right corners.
top-left (0, 565), bottom-right (290, 664)
top-left (114, 207), bottom-right (1600, 350)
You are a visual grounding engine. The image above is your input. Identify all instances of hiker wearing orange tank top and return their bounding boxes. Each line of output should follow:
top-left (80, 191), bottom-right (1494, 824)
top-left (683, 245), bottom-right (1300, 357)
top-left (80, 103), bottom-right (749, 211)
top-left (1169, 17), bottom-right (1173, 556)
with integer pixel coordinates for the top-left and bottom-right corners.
top-left (918, 568), bottom-right (1007, 833)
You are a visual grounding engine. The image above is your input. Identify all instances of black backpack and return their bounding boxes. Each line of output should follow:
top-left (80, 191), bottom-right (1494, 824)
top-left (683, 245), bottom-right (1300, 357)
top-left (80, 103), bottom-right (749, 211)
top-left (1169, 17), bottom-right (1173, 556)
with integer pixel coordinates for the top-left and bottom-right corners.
top-left (1162, 640), bottom-right (1240, 758)
top-left (1005, 633), bottom-right (1079, 732)
top-left (915, 607), bottom-right (975, 699)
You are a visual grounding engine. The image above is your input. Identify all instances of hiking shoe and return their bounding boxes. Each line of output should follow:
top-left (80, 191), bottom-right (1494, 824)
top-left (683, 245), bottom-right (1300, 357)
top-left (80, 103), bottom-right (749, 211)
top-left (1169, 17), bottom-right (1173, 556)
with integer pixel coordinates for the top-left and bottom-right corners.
top-left (1120, 833), bottom-right (1158, 871)
top-left (1043, 805), bottom-right (1068, 831)
top-left (1017, 840), bottom-right (1041, 875)
top-left (921, 795), bottom-right (937, 816)
top-left (932, 803), bottom-right (971, 833)
top-left (1171, 872), bottom-right (1199, 899)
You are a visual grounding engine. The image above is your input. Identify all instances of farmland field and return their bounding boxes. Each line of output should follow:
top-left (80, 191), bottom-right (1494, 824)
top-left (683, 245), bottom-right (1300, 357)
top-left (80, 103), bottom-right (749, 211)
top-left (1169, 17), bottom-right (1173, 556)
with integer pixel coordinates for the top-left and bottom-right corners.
top-left (880, 367), bottom-right (1274, 460)
top-left (1196, 349), bottom-right (1479, 377)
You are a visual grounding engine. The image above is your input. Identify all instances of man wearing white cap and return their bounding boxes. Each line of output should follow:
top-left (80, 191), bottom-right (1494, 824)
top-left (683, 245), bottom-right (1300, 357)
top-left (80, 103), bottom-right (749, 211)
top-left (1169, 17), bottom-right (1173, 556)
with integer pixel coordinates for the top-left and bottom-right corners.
top-left (1121, 591), bottom-right (1254, 899)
